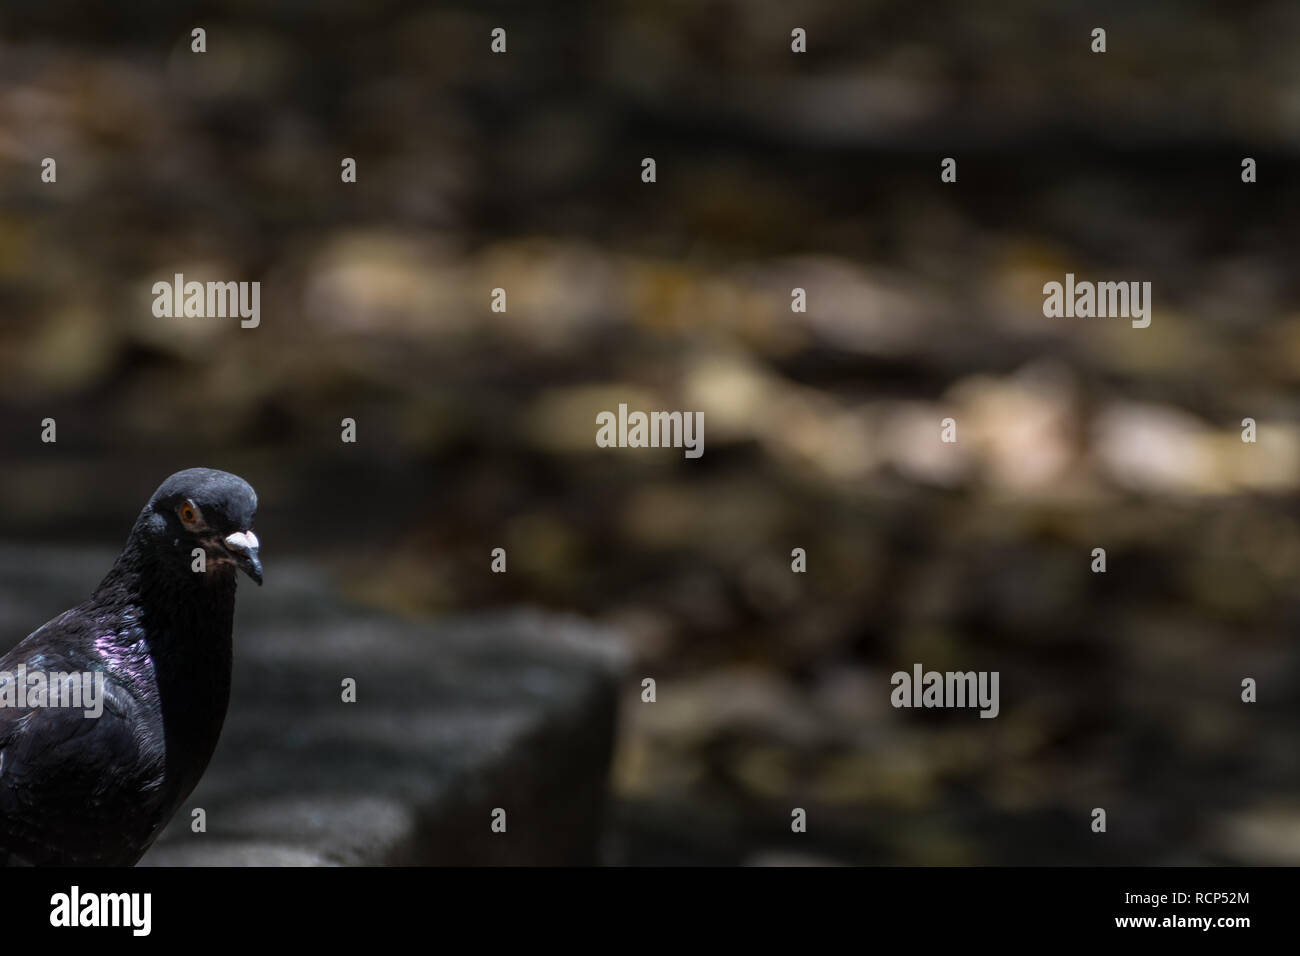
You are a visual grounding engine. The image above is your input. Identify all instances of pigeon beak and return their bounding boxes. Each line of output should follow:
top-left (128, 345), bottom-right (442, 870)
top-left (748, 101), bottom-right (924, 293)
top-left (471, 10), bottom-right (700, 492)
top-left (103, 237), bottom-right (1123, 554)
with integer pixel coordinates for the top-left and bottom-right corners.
top-left (224, 530), bottom-right (263, 585)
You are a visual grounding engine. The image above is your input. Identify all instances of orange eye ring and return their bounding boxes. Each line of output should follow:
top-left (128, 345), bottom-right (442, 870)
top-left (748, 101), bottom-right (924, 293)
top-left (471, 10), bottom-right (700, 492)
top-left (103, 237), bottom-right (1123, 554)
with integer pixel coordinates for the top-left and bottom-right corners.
top-left (179, 502), bottom-right (198, 525)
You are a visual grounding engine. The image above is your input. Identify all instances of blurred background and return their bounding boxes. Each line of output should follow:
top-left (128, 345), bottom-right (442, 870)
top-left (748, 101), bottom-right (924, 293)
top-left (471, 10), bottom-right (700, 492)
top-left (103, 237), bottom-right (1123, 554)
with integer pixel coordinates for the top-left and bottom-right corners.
top-left (1, 0), bottom-right (1299, 864)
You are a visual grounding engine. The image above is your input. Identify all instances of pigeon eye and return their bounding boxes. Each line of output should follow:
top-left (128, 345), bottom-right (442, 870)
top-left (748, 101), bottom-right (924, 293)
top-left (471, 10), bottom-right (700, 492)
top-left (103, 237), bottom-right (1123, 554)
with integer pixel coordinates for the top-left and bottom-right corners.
top-left (178, 502), bottom-right (201, 528)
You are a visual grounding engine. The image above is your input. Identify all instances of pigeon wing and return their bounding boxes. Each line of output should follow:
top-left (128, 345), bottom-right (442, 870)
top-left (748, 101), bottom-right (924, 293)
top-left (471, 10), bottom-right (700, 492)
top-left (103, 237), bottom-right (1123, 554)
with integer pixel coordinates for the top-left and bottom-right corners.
top-left (0, 632), bottom-right (166, 866)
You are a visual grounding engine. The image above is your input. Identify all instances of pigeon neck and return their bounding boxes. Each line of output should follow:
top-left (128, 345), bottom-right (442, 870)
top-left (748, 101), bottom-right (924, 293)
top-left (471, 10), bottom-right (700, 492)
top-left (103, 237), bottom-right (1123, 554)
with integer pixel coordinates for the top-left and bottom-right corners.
top-left (94, 529), bottom-right (239, 641)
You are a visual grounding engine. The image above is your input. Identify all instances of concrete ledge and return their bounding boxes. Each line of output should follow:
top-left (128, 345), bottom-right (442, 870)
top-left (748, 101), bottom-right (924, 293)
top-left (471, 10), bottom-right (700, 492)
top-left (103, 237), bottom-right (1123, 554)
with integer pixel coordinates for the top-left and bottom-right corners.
top-left (0, 547), bottom-right (627, 866)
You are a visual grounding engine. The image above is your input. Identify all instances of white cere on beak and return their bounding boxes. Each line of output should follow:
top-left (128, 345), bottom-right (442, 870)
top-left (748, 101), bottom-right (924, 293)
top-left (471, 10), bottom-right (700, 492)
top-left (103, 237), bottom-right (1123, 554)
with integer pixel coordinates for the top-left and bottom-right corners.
top-left (225, 531), bottom-right (259, 553)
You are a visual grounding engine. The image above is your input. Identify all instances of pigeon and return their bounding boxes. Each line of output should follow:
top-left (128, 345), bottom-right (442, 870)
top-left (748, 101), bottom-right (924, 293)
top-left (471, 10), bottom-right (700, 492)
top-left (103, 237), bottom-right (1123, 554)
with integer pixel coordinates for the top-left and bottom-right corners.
top-left (0, 468), bottom-right (261, 866)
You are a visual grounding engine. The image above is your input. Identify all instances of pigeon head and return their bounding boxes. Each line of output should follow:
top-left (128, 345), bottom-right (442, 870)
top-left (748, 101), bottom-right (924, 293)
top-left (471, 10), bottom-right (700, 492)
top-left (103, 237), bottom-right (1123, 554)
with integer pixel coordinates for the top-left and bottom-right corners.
top-left (135, 468), bottom-right (263, 585)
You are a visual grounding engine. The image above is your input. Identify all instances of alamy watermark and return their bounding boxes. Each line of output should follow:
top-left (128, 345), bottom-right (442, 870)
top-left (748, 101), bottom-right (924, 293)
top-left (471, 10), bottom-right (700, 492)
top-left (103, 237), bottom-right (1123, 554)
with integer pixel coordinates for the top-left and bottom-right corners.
top-left (151, 274), bottom-right (260, 328)
top-left (891, 663), bottom-right (1000, 718)
top-left (0, 665), bottom-right (105, 718)
top-left (596, 403), bottom-right (704, 459)
top-left (50, 886), bottom-right (151, 936)
top-left (1043, 273), bottom-right (1151, 328)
